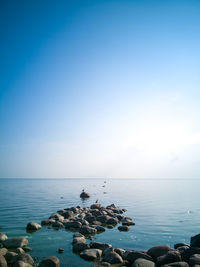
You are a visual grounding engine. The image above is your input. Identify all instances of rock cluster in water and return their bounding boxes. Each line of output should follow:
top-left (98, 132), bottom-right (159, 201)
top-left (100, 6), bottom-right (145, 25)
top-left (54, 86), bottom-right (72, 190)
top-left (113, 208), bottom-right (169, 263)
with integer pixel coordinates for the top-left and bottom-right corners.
top-left (0, 233), bottom-right (60, 267)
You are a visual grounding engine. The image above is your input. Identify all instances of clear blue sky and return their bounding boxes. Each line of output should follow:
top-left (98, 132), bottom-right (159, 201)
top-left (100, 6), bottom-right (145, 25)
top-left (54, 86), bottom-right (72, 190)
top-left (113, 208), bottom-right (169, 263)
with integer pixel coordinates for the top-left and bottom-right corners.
top-left (1, 0), bottom-right (200, 178)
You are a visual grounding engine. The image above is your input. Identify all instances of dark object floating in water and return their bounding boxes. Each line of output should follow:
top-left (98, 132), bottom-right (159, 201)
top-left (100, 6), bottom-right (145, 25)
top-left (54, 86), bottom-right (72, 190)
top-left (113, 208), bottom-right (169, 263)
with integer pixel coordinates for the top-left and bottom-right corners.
top-left (80, 189), bottom-right (90, 199)
top-left (58, 248), bottom-right (64, 253)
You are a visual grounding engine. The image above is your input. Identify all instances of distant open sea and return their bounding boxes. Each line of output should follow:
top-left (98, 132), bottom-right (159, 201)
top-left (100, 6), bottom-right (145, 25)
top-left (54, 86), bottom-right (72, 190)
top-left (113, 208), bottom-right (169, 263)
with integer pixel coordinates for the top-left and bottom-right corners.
top-left (0, 178), bottom-right (200, 266)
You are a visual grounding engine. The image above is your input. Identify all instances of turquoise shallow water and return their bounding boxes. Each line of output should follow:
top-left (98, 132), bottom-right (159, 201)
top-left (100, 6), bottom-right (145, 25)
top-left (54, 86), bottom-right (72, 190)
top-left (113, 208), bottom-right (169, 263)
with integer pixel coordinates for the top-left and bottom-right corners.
top-left (0, 178), bottom-right (200, 266)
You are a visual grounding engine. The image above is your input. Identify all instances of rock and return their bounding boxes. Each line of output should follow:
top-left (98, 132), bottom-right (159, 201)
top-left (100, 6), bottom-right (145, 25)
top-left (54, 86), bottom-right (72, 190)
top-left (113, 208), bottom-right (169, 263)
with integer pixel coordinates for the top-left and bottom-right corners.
top-left (121, 217), bottom-right (135, 226)
top-left (174, 243), bottom-right (189, 249)
top-left (96, 215), bottom-right (111, 224)
top-left (3, 238), bottom-right (28, 249)
top-left (114, 248), bottom-right (125, 257)
top-left (157, 250), bottom-right (181, 266)
top-left (0, 234), bottom-right (8, 243)
top-left (91, 204), bottom-right (101, 209)
top-left (22, 247), bottom-right (32, 252)
top-left (95, 226), bottom-right (106, 233)
top-left (72, 236), bottom-right (86, 245)
top-left (79, 226), bottom-right (97, 235)
top-left (191, 234), bottom-right (200, 248)
top-left (13, 261), bottom-right (33, 267)
top-left (4, 252), bottom-right (18, 265)
top-left (107, 225), bottom-right (114, 229)
top-left (125, 250), bottom-right (153, 263)
top-left (189, 254), bottom-right (200, 266)
top-left (41, 219), bottom-right (55, 226)
top-left (14, 253), bottom-right (34, 266)
top-left (93, 263), bottom-right (111, 267)
top-left (26, 222), bottom-right (41, 231)
top-left (118, 225), bottom-right (130, 231)
top-left (65, 221), bottom-right (82, 229)
top-left (106, 218), bottom-right (118, 225)
top-left (162, 262), bottom-right (189, 267)
top-left (73, 243), bottom-right (90, 253)
top-left (58, 248), bottom-right (64, 253)
top-left (0, 249), bottom-right (7, 257)
top-left (80, 249), bottom-right (102, 261)
top-left (180, 247), bottom-right (200, 262)
top-left (90, 242), bottom-right (112, 251)
top-left (147, 245), bottom-right (172, 259)
top-left (39, 256), bottom-right (60, 267)
top-left (0, 255), bottom-right (7, 267)
top-left (14, 248), bottom-right (24, 254)
top-left (49, 214), bottom-right (64, 221)
top-left (80, 191), bottom-right (90, 199)
top-left (52, 221), bottom-right (64, 228)
top-left (63, 210), bottom-right (74, 219)
top-left (102, 251), bottom-right (123, 264)
top-left (132, 258), bottom-right (156, 267)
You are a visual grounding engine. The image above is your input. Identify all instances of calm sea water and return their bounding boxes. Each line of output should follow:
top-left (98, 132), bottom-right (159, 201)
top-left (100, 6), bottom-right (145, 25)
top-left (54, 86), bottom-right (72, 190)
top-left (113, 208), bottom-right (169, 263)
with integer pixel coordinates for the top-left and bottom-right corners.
top-left (0, 178), bottom-right (200, 266)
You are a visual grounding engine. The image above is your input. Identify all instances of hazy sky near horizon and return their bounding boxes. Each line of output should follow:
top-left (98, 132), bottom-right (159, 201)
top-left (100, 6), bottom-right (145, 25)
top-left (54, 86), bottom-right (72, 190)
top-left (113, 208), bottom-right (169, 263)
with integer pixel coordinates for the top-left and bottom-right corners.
top-left (1, 0), bottom-right (200, 178)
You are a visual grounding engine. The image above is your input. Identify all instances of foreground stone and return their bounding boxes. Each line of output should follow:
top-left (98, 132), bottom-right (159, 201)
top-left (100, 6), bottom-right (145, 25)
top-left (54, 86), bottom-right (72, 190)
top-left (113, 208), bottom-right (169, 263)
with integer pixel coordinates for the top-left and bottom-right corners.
top-left (15, 253), bottom-right (34, 266)
top-left (118, 225), bottom-right (130, 231)
top-left (39, 256), bottom-right (60, 267)
top-left (79, 226), bottom-right (97, 235)
top-left (0, 249), bottom-right (7, 257)
top-left (0, 234), bottom-right (8, 243)
top-left (132, 258), bottom-right (156, 267)
top-left (147, 245), bottom-right (172, 259)
top-left (3, 238), bottom-right (28, 249)
top-left (189, 254), bottom-right (200, 265)
top-left (26, 222), bottom-right (41, 231)
top-left (13, 261), bottom-right (33, 267)
top-left (162, 262), bottom-right (189, 267)
top-left (125, 250), bottom-right (153, 263)
top-left (80, 249), bottom-right (102, 261)
top-left (102, 250), bottom-right (123, 264)
top-left (0, 255), bottom-right (7, 267)
top-left (157, 250), bottom-right (182, 265)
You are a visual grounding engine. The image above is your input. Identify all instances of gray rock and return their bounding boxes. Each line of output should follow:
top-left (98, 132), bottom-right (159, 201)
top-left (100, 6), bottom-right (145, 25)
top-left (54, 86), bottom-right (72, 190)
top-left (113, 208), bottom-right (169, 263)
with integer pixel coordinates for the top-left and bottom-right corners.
top-left (41, 219), bottom-right (55, 226)
top-left (125, 250), bottom-right (153, 263)
top-left (95, 226), bottom-right (105, 233)
top-left (0, 234), bottom-right (8, 243)
top-left (102, 251), bottom-right (123, 264)
top-left (147, 245), bottom-right (172, 259)
top-left (0, 249), bottom-right (7, 257)
top-left (13, 261), bottom-right (33, 267)
top-left (191, 234), bottom-right (200, 248)
top-left (39, 256), bottom-right (60, 267)
top-left (14, 253), bottom-right (34, 266)
top-left (80, 249), bottom-right (102, 261)
top-left (132, 258), bottom-right (156, 267)
top-left (79, 226), bottom-right (97, 235)
top-left (96, 215), bottom-right (111, 224)
top-left (157, 250), bottom-right (181, 266)
top-left (4, 252), bottom-right (18, 264)
top-left (114, 248), bottom-right (125, 257)
top-left (90, 242), bottom-right (112, 251)
top-left (118, 225), bottom-right (130, 231)
top-left (49, 214), bottom-right (64, 221)
top-left (92, 263), bottom-right (111, 267)
top-left (121, 217), bottom-right (135, 226)
top-left (90, 204), bottom-right (101, 209)
top-left (162, 262), bottom-right (189, 267)
top-left (189, 254), bottom-right (200, 266)
top-left (3, 238), bottom-right (28, 249)
top-left (80, 191), bottom-right (90, 199)
top-left (73, 242), bottom-right (90, 253)
top-left (180, 247), bottom-right (200, 262)
top-left (174, 243), bottom-right (189, 249)
top-left (26, 222), bottom-right (41, 231)
top-left (106, 217), bottom-right (118, 225)
top-left (72, 236), bottom-right (86, 245)
top-left (0, 255), bottom-right (7, 267)
top-left (52, 221), bottom-right (64, 228)
top-left (65, 221), bottom-right (82, 229)
top-left (63, 210), bottom-right (74, 219)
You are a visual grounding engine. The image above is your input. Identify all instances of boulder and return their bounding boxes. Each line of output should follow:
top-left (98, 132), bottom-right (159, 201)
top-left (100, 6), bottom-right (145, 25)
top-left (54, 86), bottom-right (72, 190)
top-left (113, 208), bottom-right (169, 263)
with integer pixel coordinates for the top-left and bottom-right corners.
top-left (80, 192), bottom-right (90, 199)
top-left (147, 245), bottom-right (172, 259)
top-left (26, 222), bottom-right (41, 231)
top-left (132, 258), bottom-right (156, 267)
top-left (52, 221), bottom-right (64, 228)
top-left (14, 253), bottom-right (34, 266)
top-left (162, 262), bottom-right (189, 267)
top-left (79, 226), bottom-right (97, 235)
top-left (41, 219), bottom-right (55, 226)
top-left (0, 249), bottom-right (7, 257)
top-left (189, 254), bottom-right (200, 266)
top-left (14, 248), bottom-right (24, 254)
top-left (0, 255), bottom-right (7, 267)
top-left (65, 221), bottom-right (82, 229)
top-left (114, 248), bottom-right (125, 258)
top-left (91, 204), bottom-right (101, 210)
top-left (80, 249), bottom-right (102, 261)
top-left (106, 218), bottom-right (118, 225)
top-left (3, 238), bottom-right (28, 249)
top-left (95, 226), bottom-right (105, 233)
top-left (191, 234), bottom-right (200, 248)
top-left (174, 244), bottom-right (189, 249)
top-left (179, 247), bottom-right (200, 262)
top-left (118, 225), bottom-right (130, 231)
top-left (72, 235), bottom-right (86, 245)
top-left (49, 214), bottom-right (64, 221)
top-left (39, 256), bottom-right (60, 267)
top-left (4, 252), bottom-right (18, 265)
top-left (0, 234), bottom-right (7, 243)
top-left (63, 210), bottom-right (74, 219)
top-left (73, 242), bottom-right (90, 253)
top-left (102, 251), bottom-right (123, 264)
top-left (125, 250), bottom-right (153, 263)
top-left (121, 217), bottom-right (135, 226)
top-left (96, 216), bottom-right (111, 224)
top-left (157, 250), bottom-right (181, 266)
top-left (22, 247), bottom-right (32, 253)
top-left (13, 261), bottom-right (33, 267)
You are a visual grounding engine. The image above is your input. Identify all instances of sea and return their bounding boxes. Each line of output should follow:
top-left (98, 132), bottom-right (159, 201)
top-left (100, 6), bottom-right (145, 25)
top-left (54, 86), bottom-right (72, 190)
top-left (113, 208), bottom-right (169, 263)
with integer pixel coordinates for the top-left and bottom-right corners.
top-left (0, 178), bottom-right (200, 266)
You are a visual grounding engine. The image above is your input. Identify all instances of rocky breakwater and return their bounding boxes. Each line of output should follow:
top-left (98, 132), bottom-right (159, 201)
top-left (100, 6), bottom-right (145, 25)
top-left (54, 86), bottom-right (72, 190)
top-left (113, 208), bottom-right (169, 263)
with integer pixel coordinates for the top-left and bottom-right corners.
top-left (0, 232), bottom-right (60, 267)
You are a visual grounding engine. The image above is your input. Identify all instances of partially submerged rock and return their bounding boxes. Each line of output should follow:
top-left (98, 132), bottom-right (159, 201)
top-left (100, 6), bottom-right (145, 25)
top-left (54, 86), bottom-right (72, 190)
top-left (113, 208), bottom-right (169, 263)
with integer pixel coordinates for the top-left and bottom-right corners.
top-left (3, 238), bottom-right (28, 249)
top-left (80, 249), bottom-right (102, 261)
top-left (39, 256), bottom-right (60, 267)
top-left (80, 191), bottom-right (90, 199)
top-left (147, 245), bottom-right (172, 259)
top-left (133, 258), bottom-right (156, 267)
top-left (0, 234), bottom-right (8, 243)
top-left (26, 222), bottom-right (41, 232)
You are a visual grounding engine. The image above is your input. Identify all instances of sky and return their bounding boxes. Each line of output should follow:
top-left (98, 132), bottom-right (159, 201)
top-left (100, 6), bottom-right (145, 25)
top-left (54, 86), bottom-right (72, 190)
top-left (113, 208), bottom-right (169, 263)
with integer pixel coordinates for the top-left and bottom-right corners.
top-left (0, 0), bottom-right (200, 178)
